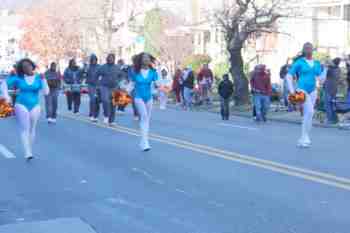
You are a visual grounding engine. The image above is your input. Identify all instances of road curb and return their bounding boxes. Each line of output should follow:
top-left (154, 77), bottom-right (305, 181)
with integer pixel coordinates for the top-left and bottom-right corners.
top-left (166, 103), bottom-right (341, 129)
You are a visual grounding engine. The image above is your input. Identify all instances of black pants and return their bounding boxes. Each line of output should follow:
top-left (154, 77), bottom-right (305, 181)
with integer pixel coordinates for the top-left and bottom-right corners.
top-left (118, 105), bottom-right (126, 112)
top-left (220, 97), bottom-right (230, 120)
top-left (66, 91), bottom-right (81, 113)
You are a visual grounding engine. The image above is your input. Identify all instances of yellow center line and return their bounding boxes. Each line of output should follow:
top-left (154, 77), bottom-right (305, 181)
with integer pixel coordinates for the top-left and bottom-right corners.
top-left (61, 113), bottom-right (350, 191)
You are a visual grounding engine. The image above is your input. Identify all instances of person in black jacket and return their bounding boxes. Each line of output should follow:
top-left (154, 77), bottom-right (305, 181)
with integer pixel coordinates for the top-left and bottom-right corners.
top-left (182, 67), bottom-right (195, 110)
top-left (218, 74), bottom-right (234, 120)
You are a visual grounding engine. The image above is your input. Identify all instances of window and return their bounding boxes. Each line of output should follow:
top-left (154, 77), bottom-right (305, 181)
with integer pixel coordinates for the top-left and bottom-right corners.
top-left (344, 4), bottom-right (350, 21)
top-left (204, 30), bottom-right (211, 43)
top-left (317, 5), bottom-right (341, 18)
top-left (215, 29), bottom-right (219, 43)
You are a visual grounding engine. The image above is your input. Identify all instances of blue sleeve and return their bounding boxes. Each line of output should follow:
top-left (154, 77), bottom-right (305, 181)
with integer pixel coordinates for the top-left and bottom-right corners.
top-left (6, 75), bottom-right (19, 89)
top-left (288, 59), bottom-right (301, 76)
top-left (316, 61), bottom-right (323, 76)
top-left (152, 70), bottom-right (159, 81)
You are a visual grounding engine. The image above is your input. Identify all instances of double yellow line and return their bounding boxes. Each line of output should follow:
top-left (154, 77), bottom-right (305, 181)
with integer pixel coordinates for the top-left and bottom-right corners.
top-left (62, 113), bottom-right (350, 191)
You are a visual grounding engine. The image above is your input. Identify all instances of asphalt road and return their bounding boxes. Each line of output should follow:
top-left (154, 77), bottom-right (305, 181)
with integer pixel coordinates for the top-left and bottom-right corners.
top-left (0, 96), bottom-right (350, 233)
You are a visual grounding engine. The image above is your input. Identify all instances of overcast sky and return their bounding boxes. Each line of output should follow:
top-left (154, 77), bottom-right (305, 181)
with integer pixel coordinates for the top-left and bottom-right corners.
top-left (0, 0), bottom-right (38, 9)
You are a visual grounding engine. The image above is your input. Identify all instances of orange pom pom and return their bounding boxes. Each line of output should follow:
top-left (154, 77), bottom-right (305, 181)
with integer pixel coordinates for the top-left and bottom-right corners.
top-left (288, 91), bottom-right (306, 105)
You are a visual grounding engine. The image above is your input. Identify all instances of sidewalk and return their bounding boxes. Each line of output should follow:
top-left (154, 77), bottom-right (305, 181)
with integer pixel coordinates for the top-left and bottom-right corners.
top-left (167, 99), bottom-right (350, 130)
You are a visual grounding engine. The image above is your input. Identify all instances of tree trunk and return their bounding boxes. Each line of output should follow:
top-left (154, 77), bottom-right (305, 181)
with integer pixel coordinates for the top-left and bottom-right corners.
top-left (229, 46), bottom-right (249, 105)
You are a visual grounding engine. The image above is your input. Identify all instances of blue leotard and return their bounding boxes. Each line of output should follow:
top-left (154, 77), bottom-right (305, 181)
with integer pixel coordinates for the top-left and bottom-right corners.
top-left (131, 69), bottom-right (159, 102)
top-left (288, 58), bottom-right (323, 94)
top-left (6, 74), bottom-right (43, 111)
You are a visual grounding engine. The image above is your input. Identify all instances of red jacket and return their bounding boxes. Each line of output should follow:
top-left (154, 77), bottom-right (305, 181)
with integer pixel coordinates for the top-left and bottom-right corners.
top-left (250, 72), bottom-right (272, 96)
top-left (198, 68), bottom-right (213, 83)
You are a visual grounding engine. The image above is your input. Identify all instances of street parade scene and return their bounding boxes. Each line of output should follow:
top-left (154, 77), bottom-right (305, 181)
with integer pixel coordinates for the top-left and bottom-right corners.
top-left (1, 0), bottom-right (350, 232)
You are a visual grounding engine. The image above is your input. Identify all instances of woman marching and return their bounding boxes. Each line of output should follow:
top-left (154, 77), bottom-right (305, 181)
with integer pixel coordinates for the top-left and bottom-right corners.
top-left (130, 53), bottom-right (159, 151)
top-left (286, 42), bottom-right (326, 148)
top-left (0, 58), bottom-right (49, 160)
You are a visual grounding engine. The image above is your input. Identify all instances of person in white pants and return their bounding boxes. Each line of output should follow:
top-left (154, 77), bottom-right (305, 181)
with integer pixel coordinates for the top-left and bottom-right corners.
top-left (158, 68), bottom-right (171, 110)
top-left (130, 53), bottom-right (159, 151)
top-left (1, 59), bottom-right (49, 160)
top-left (286, 42), bottom-right (326, 148)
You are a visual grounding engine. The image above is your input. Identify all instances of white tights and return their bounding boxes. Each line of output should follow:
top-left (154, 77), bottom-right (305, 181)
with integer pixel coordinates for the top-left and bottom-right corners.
top-left (159, 91), bottom-right (168, 110)
top-left (134, 98), bottom-right (152, 149)
top-left (300, 91), bottom-right (317, 144)
top-left (15, 104), bottom-right (41, 157)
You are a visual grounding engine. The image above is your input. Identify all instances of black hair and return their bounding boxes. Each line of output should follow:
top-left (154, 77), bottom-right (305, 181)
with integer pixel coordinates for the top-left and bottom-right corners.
top-left (333, 57), bottom-right (341, 67)
top-left (16, 58), bottom-right (36, 77)
top-left (133, 52), bottom-right (156, 73)
top-left (223, 74), bottom-right (229, 79)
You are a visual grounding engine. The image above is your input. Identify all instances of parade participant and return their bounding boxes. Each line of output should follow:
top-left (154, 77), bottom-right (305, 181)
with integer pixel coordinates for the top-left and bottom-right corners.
top-left (130, 52), bottom-right (159, 151)
top-left (63, 59), bottom-right (82, 114)
top-left (85, 54), bottom-right (101, 122)
top-left (44, 62), bottom-right (61, 123)
top-left (286, 42), bottom-right (326, 148)
top-left (250, 64), bottom-right (272, 122)
top-left (95, 53), bottom-right (124, 126)
top-left (218, 74), bottom-right (234, 120)
top-left (158, 68), bottom-right (171, 110)
top-left (0, 58), bottom-right (49, 160)
top-left (172, 68), bottom-right (183, 105)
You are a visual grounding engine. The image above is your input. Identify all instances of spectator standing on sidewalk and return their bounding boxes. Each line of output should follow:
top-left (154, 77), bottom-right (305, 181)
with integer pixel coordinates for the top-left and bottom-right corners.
top-left (44, 62), bottom-right (61, 123)
top-left (218, 74), bottom-right (234, 120)
top-left (172, 68), bottom-right (183, 105)
top-left (250, 64), bottom-right (272, 122)
top-left (323, 58), bottom-right (341, 124)
top-left (197, 63), bottom-right (214, 105)
top-left (182, 66), bottom-right (195, 110)
top-left (280, 60), bottom-right (294, 111)
top-left (346, 55), bottom-right (350, 101)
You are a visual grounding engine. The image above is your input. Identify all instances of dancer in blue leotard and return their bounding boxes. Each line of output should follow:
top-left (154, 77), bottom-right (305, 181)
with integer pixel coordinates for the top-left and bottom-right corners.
top-left (286, 43), bottom-right (327, 148)
top-left (130, 53), bottom-right (159, 151)
top-left (1, 59), bottom-right (49, 160)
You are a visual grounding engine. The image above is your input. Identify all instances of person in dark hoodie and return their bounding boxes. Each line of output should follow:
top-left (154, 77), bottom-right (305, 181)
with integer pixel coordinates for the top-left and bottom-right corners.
top-left (182, 66), bottom-right (195, 110)
top-left (44, 62), bottom-right (61, 123)
top-left (323, 57), bottom-right (341, 124)
top-left (84, 54), bottom-right (101, 122)
top-left (95, 53), bottom-right (125, 126)
top-left (218, 74), bottom-right (234, 120)
top-left (63, 58), bottom-right (82, 114)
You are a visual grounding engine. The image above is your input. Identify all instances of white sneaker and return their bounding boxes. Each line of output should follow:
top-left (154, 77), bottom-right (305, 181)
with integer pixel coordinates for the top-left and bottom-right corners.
top-left (140, 140), bottom-right (151, 152)
top-left (103, 117), bottom-right (109, 124)
top-left (92, 118), bottom-right (98, 123)
top-left (90, 117), bottom-right (95, 122)
top-left (47, 118), bottom-right (52, 123)
top-left (109, 122), bottom-right (117, 127)
top-left (134, 116), bottom-right (139, 121)
top-left (297, 139), bottom-right (311, 148)
top-left (117, 110), bottom-right (125, 115)
top-left (51, 118), bottom-right (57, 123)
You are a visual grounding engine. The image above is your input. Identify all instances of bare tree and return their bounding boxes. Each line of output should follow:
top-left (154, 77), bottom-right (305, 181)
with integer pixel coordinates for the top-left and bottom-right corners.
top-left (77, 0), bottom-right (142, 56)
top-left (216, 0), bottom-right (297, 105)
